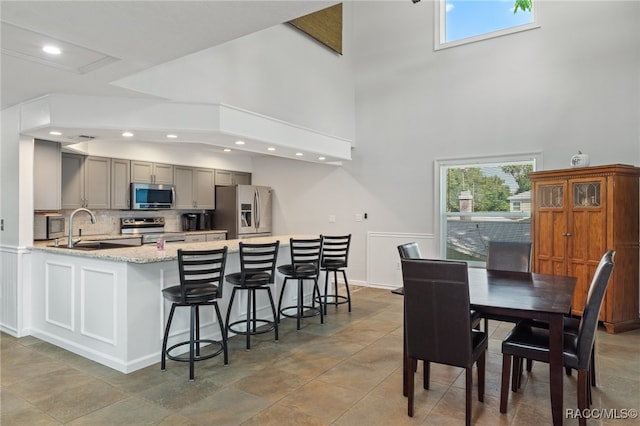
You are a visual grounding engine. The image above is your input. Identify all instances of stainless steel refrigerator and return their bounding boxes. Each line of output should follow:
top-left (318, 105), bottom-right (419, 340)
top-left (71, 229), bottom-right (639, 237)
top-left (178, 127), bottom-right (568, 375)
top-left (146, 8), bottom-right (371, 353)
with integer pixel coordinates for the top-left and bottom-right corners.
top-left (214, 185), bottom-right (273, 239)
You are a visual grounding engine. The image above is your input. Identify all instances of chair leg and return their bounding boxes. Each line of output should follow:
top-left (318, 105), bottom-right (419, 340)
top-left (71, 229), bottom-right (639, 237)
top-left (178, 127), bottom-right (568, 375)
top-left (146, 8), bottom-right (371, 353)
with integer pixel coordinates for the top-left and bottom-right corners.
top-left (477, 351), bottom-right (485, 403)
top-left (313, 277), bottom-right (324, 324)
top-left (265, 287), bottom-right (279, 342)
top-left (341, 269), bottom-right (351, 312)
top-left (323, 269), bottom-right (330, 315)
top-left (407, 356), bottom-right (415, 417)
top-left (512, 357), bottom-right (521, 392)
top-left (189, 304), bottom-right (196, 381)
top-left (590, 345), bottom-right (596, 387)
top-left (213, 302), bottom-right (228, 365)
top-left (277, 278), bottom-right (288, 323)
top-left (225, 287), bottom-right (237, 335)
top-left (195, 305), bottom-right (201, 357)
top-left (484, 318), bottom-right (489, 333)
top-left (161, 303), bottom-right (177, 371)
top-left (465, 367), bottom-right (472, 426)
top-left (423, 361), bottom-right (430, 390)
top-left (296, 278), bottom-right (303, 330)
top-left (577, 369), bottom-right (589, 426)
top-left (500, 354), bottom-right (511, 414)
top-left (526, 358), bottom-right (533, 372)
top-left (245, 287), bottom-right (252, 350)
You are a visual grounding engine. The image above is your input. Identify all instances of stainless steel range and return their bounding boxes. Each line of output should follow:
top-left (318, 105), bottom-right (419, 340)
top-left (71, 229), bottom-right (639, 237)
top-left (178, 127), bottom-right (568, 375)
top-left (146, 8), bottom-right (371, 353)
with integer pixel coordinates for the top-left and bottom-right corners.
top-left (120, 217), bottom-right (185, 244)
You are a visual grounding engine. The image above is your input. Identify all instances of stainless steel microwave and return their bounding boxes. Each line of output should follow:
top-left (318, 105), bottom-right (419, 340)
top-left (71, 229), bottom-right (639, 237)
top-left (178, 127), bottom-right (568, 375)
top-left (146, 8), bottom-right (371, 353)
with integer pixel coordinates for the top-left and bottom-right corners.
top-left (34, 213), bottom-right (65, 240)
top-left (130, 183), bottom-right (175, 210)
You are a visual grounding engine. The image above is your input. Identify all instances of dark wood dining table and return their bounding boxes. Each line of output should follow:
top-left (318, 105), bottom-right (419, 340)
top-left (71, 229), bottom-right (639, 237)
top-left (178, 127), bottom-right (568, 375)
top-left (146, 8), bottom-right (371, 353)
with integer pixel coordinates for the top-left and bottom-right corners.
top-left (393, 268), bottom-right (576, 426)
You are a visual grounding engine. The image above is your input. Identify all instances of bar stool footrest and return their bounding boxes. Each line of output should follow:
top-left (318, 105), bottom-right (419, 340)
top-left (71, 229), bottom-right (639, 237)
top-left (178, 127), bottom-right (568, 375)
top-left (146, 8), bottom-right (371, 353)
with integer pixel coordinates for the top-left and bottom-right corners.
top-left (166, 339), bottom-right (224, 363)
top-left (228, 319), bottom-right (276, 336)
top-left (279, 305), bottom-right (322, 319)
top-left (316, 295), bottom-right (349, 306)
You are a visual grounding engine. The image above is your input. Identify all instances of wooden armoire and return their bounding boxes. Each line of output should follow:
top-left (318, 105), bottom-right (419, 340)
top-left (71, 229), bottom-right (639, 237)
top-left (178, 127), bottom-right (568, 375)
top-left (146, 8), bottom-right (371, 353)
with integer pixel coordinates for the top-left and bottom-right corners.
top-left (530, 164), bottom-right (640, 333)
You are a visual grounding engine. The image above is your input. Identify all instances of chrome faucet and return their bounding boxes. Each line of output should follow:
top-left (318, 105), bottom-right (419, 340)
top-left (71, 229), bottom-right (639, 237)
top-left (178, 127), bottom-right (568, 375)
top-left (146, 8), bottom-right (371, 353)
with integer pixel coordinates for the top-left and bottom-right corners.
top-left (68, 208), bottom-right (96, 248)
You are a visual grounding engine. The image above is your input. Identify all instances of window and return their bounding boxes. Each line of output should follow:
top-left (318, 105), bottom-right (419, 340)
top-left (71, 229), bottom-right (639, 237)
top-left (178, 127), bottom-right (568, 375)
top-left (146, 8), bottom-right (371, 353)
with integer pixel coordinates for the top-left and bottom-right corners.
top-left (435, 153), bottom-right (541, 266)
top-left (435, 0), bottom-right (539, 50)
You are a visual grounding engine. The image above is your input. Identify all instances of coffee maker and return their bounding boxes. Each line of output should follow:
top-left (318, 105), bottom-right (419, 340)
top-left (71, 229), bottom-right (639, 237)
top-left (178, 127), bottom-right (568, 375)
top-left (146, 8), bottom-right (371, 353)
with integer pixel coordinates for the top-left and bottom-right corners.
top-left (182, 213), bottom-right (198, 231)
top-left (198, 212), bottom-right (213, 230)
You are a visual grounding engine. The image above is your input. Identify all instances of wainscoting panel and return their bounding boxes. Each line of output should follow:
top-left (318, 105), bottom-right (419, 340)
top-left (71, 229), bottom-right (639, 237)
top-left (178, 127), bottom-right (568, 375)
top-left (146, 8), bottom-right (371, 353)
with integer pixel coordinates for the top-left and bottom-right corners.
top-left (45, 261), bottom-right (74, 331)
top-left (366, 232), bottom-right (437, 288)
top-left (80, 267), bottom-right (116, 345)
top-left (0, 247), bottom-right (19, 334)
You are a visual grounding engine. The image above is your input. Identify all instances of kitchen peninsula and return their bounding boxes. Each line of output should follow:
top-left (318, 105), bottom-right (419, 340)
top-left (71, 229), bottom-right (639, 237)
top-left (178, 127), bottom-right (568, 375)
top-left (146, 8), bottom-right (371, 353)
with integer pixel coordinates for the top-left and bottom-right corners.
top-left (30, 235), bottom-right (313, 373)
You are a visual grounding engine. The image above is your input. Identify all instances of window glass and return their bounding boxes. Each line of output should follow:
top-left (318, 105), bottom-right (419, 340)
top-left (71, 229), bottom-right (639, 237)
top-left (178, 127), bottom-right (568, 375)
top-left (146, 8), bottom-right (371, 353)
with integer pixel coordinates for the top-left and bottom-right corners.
top-left (436, 154), bottom-right (540, 266)
top-left (435, 0), bottom-right (539, 50)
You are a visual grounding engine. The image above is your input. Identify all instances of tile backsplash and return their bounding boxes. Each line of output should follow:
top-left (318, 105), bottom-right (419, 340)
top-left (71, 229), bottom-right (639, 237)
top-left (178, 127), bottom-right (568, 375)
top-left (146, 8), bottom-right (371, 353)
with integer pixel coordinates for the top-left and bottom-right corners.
top-left (60, 210), bottom-right (186, 236)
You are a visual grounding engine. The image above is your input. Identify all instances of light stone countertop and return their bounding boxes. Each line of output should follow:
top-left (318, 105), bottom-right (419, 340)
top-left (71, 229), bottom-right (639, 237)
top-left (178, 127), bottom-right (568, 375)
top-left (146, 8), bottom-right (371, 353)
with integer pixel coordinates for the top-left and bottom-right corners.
top-left (31, 234), bottom-right (316, 264)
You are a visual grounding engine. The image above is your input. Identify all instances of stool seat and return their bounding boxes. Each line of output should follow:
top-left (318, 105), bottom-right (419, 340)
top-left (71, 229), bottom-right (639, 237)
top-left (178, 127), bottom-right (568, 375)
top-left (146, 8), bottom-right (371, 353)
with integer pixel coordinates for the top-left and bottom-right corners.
top-left (161, 248), bottom-right (228, 381)
top-left (226, 271), bottom-right (272, 287)
top-left (277, 263), bottom-right (318, 277)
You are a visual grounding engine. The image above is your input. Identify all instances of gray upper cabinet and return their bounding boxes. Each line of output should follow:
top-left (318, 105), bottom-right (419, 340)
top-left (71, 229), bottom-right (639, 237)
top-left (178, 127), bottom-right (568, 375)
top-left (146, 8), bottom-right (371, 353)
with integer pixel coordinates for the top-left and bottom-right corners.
top-left (131, 161), bottom-right (174, 184)
top-left (111, 159), bottom-right (130, 209)
top-left (174, 166), bottom-right (215, 209)
top-left (34, 139), bottom-right (61, 211)
top-left (62, 154), bottom-right (111, 209)
top-left (214, 169), bottom-right (251, 186)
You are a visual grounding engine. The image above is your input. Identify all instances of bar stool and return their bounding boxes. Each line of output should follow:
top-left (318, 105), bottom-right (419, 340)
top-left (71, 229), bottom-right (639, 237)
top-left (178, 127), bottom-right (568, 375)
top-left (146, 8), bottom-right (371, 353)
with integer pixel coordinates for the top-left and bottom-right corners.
top-left (277, 237), bottom-right (324, 330)
top-left (225, 241), bottom-right (279, 350)
top-left (161, 247), bottom-right (228, 381)
top-left (318, 234), bottom-right (352, 315)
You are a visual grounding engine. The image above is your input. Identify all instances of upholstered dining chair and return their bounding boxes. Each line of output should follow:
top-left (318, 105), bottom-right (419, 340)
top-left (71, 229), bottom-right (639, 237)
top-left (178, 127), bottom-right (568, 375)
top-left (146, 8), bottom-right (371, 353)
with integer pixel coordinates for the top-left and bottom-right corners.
top-left (483, 241), bottom-right (532, 331)
top-left (499, 250), bottom-right (615, 426)
top-left (397, 242), bottom-right (482, 329)
top-left (161, 247), bottom-right (228, 381)
top-left (401, 258), bottom-right (488, 425)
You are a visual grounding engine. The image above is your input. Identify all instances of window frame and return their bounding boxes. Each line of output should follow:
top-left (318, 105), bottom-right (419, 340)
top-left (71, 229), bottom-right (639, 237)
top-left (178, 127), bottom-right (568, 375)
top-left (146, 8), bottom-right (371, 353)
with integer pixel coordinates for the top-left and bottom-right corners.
top-left (434, 0), bottom-right (541, 51)
top-left (433, 152), bottom-right (542, 267)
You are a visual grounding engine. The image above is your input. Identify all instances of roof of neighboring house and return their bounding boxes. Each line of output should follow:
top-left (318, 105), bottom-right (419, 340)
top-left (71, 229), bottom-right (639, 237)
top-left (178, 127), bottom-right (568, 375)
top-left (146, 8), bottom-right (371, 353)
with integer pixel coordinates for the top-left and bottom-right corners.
top-left (508, 190), bottom-right (531, 201)
top-left (447, 219), bottom-right (531, 259)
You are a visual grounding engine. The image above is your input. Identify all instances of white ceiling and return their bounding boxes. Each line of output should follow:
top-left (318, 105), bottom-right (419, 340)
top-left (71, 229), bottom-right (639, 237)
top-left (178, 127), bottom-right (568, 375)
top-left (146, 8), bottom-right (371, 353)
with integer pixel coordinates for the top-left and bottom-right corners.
top-left (0, 0), bottom-right (336, 109)
top-left (1, 1), bottom-right (336, 110)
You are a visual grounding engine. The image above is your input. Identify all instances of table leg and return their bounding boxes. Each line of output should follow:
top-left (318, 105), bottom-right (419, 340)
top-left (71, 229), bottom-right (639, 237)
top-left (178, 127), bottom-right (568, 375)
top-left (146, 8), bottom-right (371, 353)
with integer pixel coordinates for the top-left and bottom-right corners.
top-left (549, 314), bottom-right (564, 425)
top-left (403, 318), bottom-right (408, 397)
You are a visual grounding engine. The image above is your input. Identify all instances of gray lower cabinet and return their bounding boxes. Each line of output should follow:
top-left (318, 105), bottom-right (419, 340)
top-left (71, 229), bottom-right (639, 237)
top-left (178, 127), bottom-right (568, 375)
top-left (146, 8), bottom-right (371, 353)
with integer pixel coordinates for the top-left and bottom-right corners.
top-left (184, 234), bottom-right (206, 243)
top-left (34, 139), bottom-right (61, 211)
top-left (62, 154), bottom-right (110, 209)
top-left (206, 233), bottom-right (226, 241)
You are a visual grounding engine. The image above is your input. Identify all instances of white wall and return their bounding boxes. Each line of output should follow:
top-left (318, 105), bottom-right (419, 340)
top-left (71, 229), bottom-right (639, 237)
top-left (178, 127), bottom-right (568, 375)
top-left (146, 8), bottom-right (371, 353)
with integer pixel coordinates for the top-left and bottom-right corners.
top-left (112, 5), bottom-right (355, 144)
top-left (253, 1), bottom-right (640, 284)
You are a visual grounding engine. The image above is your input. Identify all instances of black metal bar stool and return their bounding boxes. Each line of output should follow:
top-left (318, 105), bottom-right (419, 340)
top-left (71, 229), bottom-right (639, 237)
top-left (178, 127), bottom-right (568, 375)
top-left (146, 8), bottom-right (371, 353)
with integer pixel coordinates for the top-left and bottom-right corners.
top-left (318, 234), bottom-right (352, 315)
top-left (161, 247), bottom-right (228, 381)
top-left (277, 237), bottom-right (324, 330)
top-left (224, 241), bottom-right (279, 350)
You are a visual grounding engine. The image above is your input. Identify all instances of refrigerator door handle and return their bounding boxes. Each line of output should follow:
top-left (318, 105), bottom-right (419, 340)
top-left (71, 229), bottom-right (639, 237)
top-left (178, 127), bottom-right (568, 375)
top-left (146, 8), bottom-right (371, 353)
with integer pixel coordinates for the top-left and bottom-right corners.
top-left (254, 189), bottom-right (260, 230)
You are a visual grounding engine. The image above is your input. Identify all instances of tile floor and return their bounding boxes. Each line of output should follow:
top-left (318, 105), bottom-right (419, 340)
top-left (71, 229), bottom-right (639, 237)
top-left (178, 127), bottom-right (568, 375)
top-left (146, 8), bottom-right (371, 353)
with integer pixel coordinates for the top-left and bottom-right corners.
top-left (1, 286), bottom-right (639, 425)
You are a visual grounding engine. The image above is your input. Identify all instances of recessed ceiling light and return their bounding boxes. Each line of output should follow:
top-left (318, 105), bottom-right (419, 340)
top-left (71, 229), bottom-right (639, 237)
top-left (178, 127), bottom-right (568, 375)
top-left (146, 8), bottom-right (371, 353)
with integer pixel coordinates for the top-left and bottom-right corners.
top-left (166, 134), bottom-right (178, 139)
top-left (122, 131), bottom-right (134, 137)
top-left (267, 147), bottom-right (276, 151)
top-left (295, 152), bottom-right (303, 156)
top-left (49, 131), bottom-right (62, 136)
top-left (318, 157), bottom-right (326, 161)
top-left (235, 140), bottom-right (245, 145)
top-left (42, 45), bottom-right (61, 55)
top-left (223, 148), bottom-right (231, 152)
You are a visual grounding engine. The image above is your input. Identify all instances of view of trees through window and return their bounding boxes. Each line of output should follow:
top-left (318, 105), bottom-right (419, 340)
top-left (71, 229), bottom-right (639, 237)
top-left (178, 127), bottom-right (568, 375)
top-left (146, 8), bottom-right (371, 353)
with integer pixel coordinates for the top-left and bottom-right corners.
top-left (442, 161), bottom-right (534, 263)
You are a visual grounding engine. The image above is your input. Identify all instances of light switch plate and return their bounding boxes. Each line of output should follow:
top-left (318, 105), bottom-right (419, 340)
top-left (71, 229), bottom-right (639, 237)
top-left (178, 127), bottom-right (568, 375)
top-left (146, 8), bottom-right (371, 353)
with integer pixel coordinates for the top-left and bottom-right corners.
top-left (354, 213), bottom-right (363, 222)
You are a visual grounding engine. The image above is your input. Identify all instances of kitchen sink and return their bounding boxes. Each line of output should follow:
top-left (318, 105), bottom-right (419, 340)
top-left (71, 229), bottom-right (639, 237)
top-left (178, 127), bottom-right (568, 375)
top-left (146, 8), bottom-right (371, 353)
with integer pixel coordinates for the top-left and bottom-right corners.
top-left (49, 241), bottom-right (140, 251)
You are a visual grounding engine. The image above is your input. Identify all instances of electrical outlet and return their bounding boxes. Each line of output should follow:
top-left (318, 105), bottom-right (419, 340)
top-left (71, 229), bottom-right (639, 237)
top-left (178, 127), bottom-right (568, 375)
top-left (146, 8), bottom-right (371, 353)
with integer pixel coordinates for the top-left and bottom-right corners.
top-left (328, 215), bottom-right (336, 223)
top-left (354, 213), bottom-right (363, 222)
top-left (396, 261), bottom-right (401, 270)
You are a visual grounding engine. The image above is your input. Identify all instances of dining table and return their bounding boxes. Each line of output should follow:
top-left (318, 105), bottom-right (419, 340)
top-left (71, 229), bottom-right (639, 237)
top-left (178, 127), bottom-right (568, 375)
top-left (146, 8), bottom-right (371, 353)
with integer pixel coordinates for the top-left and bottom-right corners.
top-left (393, 268), bottom-right (577, 426)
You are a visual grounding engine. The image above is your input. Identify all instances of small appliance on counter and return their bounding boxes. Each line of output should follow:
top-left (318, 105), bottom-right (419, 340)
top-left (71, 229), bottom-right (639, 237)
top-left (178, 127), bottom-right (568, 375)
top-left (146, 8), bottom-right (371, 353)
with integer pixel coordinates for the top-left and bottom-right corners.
top-left (34, 213), bottom-right (65, 240)
top-left (198, 212), bottom-right (213, 230)
top-left (182, 213), bottom-right (198, 231)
